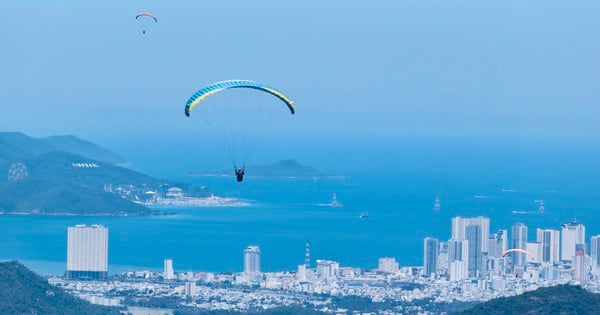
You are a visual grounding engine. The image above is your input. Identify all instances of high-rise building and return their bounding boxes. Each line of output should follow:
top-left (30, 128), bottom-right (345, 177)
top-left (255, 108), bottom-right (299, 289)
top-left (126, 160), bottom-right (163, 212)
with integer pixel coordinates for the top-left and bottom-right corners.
top-left (451, 216), bottom-right (489, 278)
top-left (561, 222), bottom-right (585, 261)
top-left (164, 259), bottom-right (175, 280)
top-left (573, 244), bottom-right (586, 282)
top-left (243, 246), bottom-right (261, 274)
top-left (423, 237), bottom-right (439, 277)
top-left (465, 225), bottom-right (483, 277)
top-left (486, 229), bottom-right (508, 276)
top-left (378, 257), bottom-right (399, 273)
top-left (511, 223), bottom-right (527, 267)
top-left (536, 229), bottom-right (560, 263)
top-left (591, 235), bottom-right (600, 266)
top-left (305, 241), bottom-right (311, 268)
top-left (488, 230), bottom-right (508, 259)
top-left (447, 239), bottom-right (469, 280)
top-left (66, 224), bottom-right (108, 280)
top-left (451, 217), bottom-right (490, 252)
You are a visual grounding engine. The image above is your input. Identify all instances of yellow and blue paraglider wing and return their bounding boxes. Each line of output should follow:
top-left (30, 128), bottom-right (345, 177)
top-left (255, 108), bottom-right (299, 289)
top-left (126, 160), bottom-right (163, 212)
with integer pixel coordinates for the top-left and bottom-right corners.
top-left (185, 80), bottom-right (295, 117)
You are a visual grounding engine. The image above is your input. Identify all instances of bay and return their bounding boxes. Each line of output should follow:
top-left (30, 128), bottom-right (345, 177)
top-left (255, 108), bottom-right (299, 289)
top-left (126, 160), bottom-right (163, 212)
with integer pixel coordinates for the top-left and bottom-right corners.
top-left (1, 171), bottom-right (599, 276)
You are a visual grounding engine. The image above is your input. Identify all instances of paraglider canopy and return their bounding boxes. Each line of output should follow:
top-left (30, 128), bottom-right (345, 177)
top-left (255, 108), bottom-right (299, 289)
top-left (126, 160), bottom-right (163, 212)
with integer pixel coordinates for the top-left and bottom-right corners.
top-left (185, 80), bottom-right (295, 117)
top-left (135, 12), bottom-right (158, 23)
top-left (135, 12), bottom-right (157, 34)
top-left (184, 79), bottom-right (295, 182)
top-left (502, 249), bottom-right (535, 259)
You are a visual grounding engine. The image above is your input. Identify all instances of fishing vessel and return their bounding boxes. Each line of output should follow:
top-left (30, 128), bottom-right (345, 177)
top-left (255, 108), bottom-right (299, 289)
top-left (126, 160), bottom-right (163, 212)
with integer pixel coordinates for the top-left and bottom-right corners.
top-left (318, 193), bottom-right (343, 208)
top-left (433, 195), bottom-right (441, 211)
top-left (535, 200), bottom-right (545, 213)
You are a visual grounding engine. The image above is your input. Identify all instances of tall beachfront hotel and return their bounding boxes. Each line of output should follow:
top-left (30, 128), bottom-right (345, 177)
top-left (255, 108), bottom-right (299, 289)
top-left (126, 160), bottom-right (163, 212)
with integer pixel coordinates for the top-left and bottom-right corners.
top-left (244, 245), bottom-right (261, 275)
top-left (66, 224), bottom-right (108, 280)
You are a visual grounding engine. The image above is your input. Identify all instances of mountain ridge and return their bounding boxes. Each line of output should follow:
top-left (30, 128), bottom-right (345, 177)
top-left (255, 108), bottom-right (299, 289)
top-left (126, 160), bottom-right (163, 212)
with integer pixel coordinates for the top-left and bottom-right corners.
top-left (0, 132), bottom-right (210, 215)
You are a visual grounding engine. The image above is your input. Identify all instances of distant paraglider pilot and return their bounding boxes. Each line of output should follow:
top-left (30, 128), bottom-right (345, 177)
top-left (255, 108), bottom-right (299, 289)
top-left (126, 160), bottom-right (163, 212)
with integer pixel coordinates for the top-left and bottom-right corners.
top-left (135, 12), bottom-right (157, 35)
top-left (234, 166), bottom-right (245, 182)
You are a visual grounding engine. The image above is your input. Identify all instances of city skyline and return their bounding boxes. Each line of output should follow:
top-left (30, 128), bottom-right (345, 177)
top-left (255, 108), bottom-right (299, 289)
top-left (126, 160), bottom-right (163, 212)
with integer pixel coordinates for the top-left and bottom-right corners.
top-left (46, 215), bottom-right (600, 313)
top-left (423, 216), bottom-right (600, 285)
top-left (59, 217), bottom-right (600, 278)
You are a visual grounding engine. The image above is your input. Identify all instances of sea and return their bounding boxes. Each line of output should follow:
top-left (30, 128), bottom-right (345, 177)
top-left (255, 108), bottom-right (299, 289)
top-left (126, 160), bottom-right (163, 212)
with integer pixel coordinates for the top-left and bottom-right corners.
top-left (1, 138), bottom-right (600, 276)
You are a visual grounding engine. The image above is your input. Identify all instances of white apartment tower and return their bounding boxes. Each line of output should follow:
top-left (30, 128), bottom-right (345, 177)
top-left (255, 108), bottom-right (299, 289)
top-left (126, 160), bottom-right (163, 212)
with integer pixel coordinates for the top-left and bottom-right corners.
top-left (561, 222), bottom-right (585, 261)
top-left (447, 239), bottom-right (469, 281)
top-left (66, 224), bottom-right (108, 280)
top-left (244, 246), bottom-right (261, 274)
top-left (164, 259), bottom-right (175, 280)
top-left (511, 223), bottom-right (528, 268)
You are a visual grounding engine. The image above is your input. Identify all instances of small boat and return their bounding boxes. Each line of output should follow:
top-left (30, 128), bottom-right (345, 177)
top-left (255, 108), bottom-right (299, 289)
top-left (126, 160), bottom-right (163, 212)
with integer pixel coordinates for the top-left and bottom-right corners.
top-left (359, 212), bottom-right (370, 219)
top-left (319, 193), bottom-right (343, 208)
top-left (433, 195), bottom-right (441, 212)
top-left (535, 200), bottom-right (545, 213)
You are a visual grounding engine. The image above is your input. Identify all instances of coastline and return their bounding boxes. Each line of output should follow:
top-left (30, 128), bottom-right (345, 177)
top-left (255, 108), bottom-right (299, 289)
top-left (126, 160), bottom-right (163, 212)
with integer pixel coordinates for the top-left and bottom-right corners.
top-left (0, 211), bottom-right (162, 217)
top-left (0, 194), bottom-right (248, 216)
top-left (138, 194), bottom-right (250, 207)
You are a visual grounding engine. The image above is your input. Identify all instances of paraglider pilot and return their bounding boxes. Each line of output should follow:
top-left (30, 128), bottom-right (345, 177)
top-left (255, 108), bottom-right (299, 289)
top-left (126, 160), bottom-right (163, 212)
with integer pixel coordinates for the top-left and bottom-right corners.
top-left (234, 165), bottom-right (245, 182)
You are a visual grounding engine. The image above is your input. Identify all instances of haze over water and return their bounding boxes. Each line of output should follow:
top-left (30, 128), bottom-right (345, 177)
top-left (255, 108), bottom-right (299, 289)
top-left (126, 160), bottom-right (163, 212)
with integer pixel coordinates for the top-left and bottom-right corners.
top-left (2, 139), bottom-right (600, 276)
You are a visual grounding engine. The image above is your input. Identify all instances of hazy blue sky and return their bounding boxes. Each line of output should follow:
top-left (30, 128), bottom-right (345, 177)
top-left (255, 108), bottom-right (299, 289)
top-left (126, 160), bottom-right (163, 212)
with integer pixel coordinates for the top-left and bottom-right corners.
top-left (1, 1), bottom-right (599, 171)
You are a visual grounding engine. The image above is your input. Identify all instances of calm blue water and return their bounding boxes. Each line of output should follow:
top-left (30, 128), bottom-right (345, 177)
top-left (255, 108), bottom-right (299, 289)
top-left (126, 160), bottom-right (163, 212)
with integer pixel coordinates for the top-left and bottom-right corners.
top-left (2, 168), bottom-right (600, 276)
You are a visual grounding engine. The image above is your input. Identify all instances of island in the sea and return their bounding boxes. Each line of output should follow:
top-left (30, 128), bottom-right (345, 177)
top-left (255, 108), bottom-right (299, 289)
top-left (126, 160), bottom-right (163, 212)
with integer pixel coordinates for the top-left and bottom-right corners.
top-left (0, 132), bottom-right (243, 216)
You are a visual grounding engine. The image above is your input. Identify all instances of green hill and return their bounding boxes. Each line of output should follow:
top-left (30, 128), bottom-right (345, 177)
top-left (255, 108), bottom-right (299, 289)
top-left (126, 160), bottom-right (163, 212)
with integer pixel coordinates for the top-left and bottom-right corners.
top-left (458, 285), bottom-right (600, 315)
top-left (0, 179), bottom-right (151, 215)
top-left (0, 132), bottom-right (210, 215)
top-left (0, 261), bottom-right (121, 315)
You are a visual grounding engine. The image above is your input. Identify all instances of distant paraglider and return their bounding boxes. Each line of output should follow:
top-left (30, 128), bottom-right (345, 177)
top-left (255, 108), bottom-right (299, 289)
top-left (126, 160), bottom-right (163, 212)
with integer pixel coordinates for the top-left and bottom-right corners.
top-left (135, 12), bottom-right (157, 34)
top-left (502, 248), bottom-right (535, 260)
top-left (234, 166), bottom-right (245, 182)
